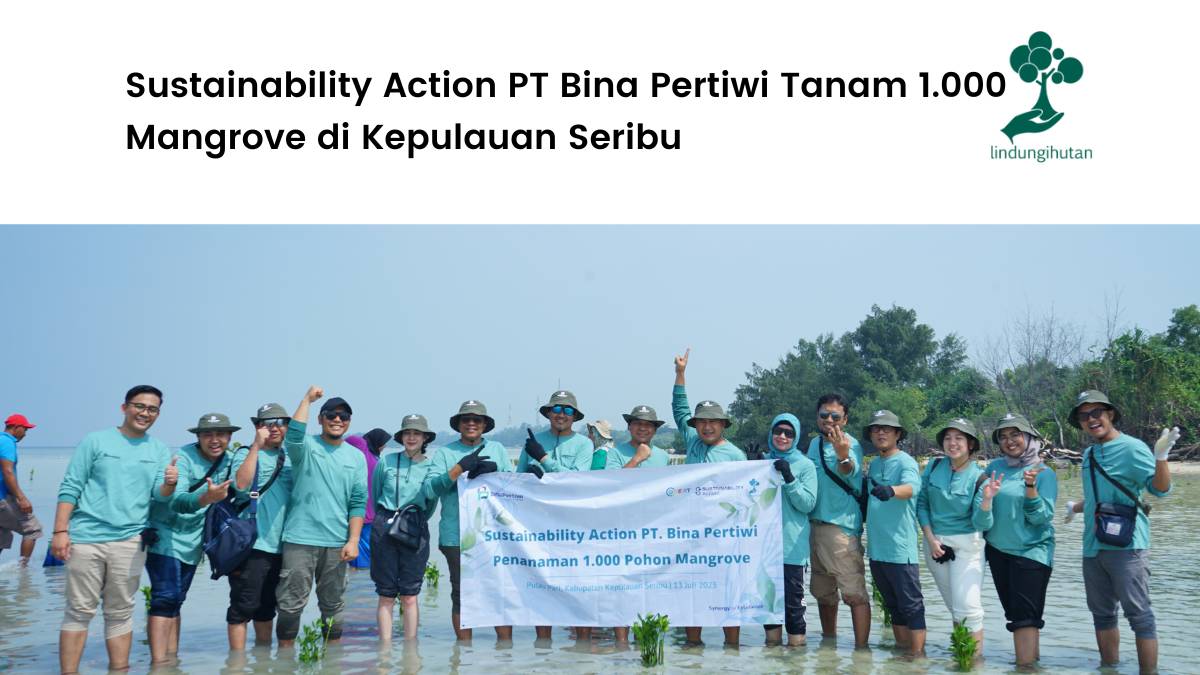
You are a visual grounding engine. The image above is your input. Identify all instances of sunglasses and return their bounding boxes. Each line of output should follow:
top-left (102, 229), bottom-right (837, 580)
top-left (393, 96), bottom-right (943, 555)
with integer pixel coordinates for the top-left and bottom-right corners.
top-left (818, 411), bottom-right (843, 421)
top-left (321, 410), bottom-right (351, 422)
top-left (127, 402), bottom-right (161, 415)
top-left (772, 427), bottom-right (797, 439)
top-left (1077, 408), bottom-right (1109, 422)
top-left (257, 419), bottom-right (287, 428)
top-left (459, 415), bottom-right (486, 425)
top-left (550, 405), bottom-right (575, 417)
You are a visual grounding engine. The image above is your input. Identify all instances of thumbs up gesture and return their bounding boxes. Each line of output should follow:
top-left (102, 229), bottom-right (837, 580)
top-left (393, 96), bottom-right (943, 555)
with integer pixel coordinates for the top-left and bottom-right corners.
top-left (524, 428), bottom-right (547, 462)
top-left (164, 455), bottom-right (179, 486)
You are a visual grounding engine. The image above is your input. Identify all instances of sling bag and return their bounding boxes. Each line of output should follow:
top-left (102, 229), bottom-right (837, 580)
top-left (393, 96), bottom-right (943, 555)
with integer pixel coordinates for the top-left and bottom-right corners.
top-left (815, 438), bottom-right (868, 521)
top-left (385, 454), bottom-right (428, 550)
top-left (1087, 445), bottom-right (1149, 548)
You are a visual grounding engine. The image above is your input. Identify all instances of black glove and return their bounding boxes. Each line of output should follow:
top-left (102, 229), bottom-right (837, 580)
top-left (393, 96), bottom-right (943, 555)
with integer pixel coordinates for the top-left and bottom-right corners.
top-left (456, 446), bottom-right (485, 474)
top-left (870, 484), bottom-right (895, 501)
top-left (524, 429), bottom-right (548, 462)
top-left (468, 461), bottom-right (498, 479)
top-left (744, 443), bottom-right (765, 461)
top-left (932, 545), bottom-right (956, 564)
top-left (526, 464), bottom-right (544, 479)
top-left (773, 458), bottom-right (795, 483)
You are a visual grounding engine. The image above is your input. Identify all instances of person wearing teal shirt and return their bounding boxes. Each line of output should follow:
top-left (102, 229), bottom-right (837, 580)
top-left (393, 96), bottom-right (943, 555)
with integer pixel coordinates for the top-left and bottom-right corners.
top-left (976, 412), bottom-right (1056, 668)
top-left (275, 388), bottom-right (368, 647)
top-left (146, 412), bottom-right (242, 665)
top-left (218, 402), bottom-right (294, 650)
top-left (805, 393), bottom-right (871, 648)
top-left (863, 410), bottom-right (925, 655)
top-left (54, 385), bottom-right (174, 675)
top-left (517, 390), bottom-right (594, 477)
top-left (422, 399), bottom-right (510, 642)
top-left (672, 348), bottom-right (745, 646)
top-left (606, 405), bottom-right (672, 470)
top-left (763, 412), bottom-right (818, 647)
top-left (1069, 390), bottom-right (1175, 674)
top-left (371, 414), bottom-right (436, 641)
top-left (917, 418), bottom-right (988, 655)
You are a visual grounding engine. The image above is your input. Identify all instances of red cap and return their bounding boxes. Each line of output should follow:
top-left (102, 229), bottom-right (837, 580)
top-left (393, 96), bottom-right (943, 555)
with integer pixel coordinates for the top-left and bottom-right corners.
top-left (4, 414), bottom-right (35, 429)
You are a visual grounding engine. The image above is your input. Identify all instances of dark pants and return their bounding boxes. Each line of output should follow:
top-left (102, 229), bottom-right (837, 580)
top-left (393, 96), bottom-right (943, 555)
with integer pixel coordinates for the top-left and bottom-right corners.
top-left (145, 552), bottom-right (198, 618)
top-left (870, 560), bottom-right (926, 630)
top-left (764, 563), bottom-right (808, 636)
top-left (370, 510), bottom-right (430, 597)
top-left (440, 545), bottom-right (462, 614)
top-left (985, 544), bottom-right (1052, 632)
top-left (227, 549), bottom-right (283, 624)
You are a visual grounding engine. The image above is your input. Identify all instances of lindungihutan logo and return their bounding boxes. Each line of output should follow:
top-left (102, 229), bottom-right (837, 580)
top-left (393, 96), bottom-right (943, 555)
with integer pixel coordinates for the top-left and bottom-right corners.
top-left (1001, 31), bottom-right (1084, 142)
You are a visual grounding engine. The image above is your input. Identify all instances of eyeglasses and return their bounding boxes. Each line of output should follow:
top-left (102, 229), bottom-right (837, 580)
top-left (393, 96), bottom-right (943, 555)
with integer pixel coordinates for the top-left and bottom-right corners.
top-left (818, 411), bottom-right (843, 421)
top-left (997, 430), bottom-right (1026, 442)
top-left (772, 427), bottom-right (797, 439)
top-left (127, 402), bottom-right (161, 415)
top-left (550, 405), bottom-right (575, 417)
top-left (321, 411), bottom-right (351, 422)
top-left (459, 415), bottom-right (486, 425)
top-left (1076, 408), bottom-right (1108, 422)
top-left (257, 419), bottom-right (287, 428)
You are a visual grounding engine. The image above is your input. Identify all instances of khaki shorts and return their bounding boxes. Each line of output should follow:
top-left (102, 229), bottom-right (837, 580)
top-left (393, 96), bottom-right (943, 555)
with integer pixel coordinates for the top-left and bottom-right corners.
top-left (0, 495), bottom-right (43, 550)
top-left (809, 522), bottom-right (868, 606)
top-left (61, 536), bottom-right (146, 638)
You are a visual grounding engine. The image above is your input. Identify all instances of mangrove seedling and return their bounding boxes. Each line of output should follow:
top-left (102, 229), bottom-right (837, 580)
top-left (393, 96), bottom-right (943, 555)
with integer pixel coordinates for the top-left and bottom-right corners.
top-left (950, 620), bottom-right (977, 670)
top-left (424, 562), bottom-right (440, 589)
top-left (298, 617), bottom-right (332, 664)
top-left (631, 612), bottom-right (670, 667)
top-left (141, 585), bottom-right (152, 612)
top-left (872, 579), bottom-right (892, 627)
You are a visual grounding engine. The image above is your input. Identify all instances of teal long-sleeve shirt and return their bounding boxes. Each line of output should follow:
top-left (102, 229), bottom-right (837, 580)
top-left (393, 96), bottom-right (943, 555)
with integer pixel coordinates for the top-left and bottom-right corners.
top-left (805, 434), bottom-right (865, 537)
top-left (604, 441), bottom-right (671, 469)
top-left (672, 385), bottom-right (745, 463)
top-left (174, 446), bottom-right (294, 554)
top-left (769, 448), bottom-right (819, 565)
top-left (916, 457), bottom-right (988, 536)
top-left (515, 430), bottom-right (594, 473)
top-left (422, 439), bottom-right (513, 547)
top-left (977, 459), bottom-right (1057, 567)
top-left (865, 450), bottom-right (922, 564)
top-left (372, 450), bottom-right (434, 513)
top-left (280, 420), bottom-right (368, 548)
top-left (150, 443), bottom-right (243, 565)
top-left (57, 427), bottom-right (172, 544)
top-left (1081, 434), bottom-right (1169, 558)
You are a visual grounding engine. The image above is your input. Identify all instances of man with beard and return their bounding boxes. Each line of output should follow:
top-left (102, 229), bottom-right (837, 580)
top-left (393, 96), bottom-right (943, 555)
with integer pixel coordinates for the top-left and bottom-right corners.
top-left (275, 387), bottom-right (367, 647)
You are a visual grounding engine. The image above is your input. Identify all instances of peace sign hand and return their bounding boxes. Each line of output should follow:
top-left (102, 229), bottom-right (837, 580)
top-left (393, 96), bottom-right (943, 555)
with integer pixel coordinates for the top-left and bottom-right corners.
top-left (981, 472), bottom-right (1002, 501)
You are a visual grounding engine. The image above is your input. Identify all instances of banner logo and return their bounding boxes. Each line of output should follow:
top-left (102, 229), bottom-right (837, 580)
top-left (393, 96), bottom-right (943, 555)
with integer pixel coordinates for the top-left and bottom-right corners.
top-left (1002, 31), bottom-right (1084, 142)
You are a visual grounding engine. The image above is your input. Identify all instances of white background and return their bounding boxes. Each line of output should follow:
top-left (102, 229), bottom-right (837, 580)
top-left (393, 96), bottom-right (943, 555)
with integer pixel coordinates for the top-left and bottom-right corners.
top-left (2, 1), bottom-right (1197, 224)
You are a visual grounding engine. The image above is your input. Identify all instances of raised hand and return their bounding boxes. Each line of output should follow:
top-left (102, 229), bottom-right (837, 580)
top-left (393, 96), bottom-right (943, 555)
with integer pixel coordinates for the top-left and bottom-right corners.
top-left (164, 455), bottom-right (179, 486)
top-left (981, 472), bottom-right (1002, 501)
top-left (524, 428), bottom-right (547, 462)
top-left (1023, 465), bottom-right (1044, 489)
top-left (306, 385), bottom-right (324, 403)
top-left (468, 460), bottom-right (498, 479)
top-left (254, 426), bottom-right (271, 448)
top-left (1154, 426), bottom-right (1181, 461)
top-left (773, 458), bottom-right (795, 483)
top-left (674, 348), bottom-right (690, 375)
top-left (200, 478), bottom-right (232, 506)
top-left (456, 446), bottom-right (486, 474)
top-left (830, 426), bottom-right (851, 455)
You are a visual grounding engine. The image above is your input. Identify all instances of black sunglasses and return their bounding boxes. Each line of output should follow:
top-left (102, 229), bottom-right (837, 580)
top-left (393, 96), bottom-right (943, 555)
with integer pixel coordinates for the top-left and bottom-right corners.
top-left (818, 411), bottom-right (843, 421)
top-left (321, 410), bottom-right (351, 422)
top-left (257, 419), bottom-right (288, 428)
top-left (772, 426), bottom-right (797, 439)
top-left (1077, 408), bottom-right (1109, 422)
top-left (459, 415), bottom-right (486, 425)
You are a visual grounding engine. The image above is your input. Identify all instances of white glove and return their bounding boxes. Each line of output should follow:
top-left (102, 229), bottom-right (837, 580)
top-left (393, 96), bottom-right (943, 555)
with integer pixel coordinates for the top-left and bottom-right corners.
top-left (1064, 500), bottom-right (1078, 524)
top-left (1154, 426), bottom-right (1181, 461)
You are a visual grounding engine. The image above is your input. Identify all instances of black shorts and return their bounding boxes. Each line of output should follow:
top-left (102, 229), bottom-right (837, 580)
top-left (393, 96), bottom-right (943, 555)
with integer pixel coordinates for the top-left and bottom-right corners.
top-left (227, 549), bottom-right (283, 624)
top-left (985, 544), bottom-right (1052, 632)
top-left (869, 560), bottom-right (926, 630)
top-left (370, 509), bottom-right (430, 598)
top-left (763, 563), bottom-right (808, 636)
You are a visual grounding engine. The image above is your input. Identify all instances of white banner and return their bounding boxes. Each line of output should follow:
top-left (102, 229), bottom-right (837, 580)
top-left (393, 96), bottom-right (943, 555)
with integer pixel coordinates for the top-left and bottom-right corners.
top-left (457, 461), bottom-right (783, 628)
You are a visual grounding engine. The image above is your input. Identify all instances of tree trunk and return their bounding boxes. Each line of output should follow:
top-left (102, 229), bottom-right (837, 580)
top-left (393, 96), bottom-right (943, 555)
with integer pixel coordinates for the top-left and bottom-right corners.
top-left (1033, 75), bottom-right (1057, 120)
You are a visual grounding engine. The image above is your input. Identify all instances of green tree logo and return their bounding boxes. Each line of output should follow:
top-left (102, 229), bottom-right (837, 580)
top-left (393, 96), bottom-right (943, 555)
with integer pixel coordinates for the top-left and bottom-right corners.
top-left (1001, 31), bottom-right (1084, 142)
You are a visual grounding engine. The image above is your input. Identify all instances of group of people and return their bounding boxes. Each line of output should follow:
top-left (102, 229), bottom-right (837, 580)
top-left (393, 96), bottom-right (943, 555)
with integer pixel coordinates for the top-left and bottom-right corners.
top-left (0, 350), bottom-right (1179, 674)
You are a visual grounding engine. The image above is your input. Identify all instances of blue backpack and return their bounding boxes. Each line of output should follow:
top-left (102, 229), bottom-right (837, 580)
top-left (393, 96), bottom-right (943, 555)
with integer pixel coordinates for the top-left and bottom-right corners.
top-left (203, 457), bottom-right (284, 580)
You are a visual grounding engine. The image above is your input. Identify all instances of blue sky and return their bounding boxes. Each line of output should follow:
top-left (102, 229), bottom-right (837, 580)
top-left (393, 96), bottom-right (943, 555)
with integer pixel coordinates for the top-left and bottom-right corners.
top-left (3, 225), bottom-right (1197, 447)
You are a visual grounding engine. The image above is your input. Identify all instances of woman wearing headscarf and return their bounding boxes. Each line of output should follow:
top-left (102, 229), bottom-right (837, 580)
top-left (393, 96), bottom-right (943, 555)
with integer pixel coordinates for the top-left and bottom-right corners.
top-left (370, 415), bottom-right (435, 641)
top-left (976, 412), bottom-right (1057, 668)
top-left (763, 412), bottom-right (818, 647)
top-left (346, 428), bottom-right (391, 568)
top-left (917, 418), bottom-right (989, 657)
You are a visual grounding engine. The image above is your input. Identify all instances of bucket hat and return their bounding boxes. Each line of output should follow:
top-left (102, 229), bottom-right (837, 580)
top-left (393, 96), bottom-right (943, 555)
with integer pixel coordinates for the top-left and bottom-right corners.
top-left (188, 412), bottom-right (241, 434)
top-left (250, 402), bottom-right (289, 426)
top-left (936, 417), bottom-right (980, 450)
top-left (688, 400), bottom-right (731, 428)
top-left (863, 409), bottom-right (907, 442)
top-left (1068, 389), bottom-right (1121, 428)
top-left (394, 413), bottom-right (437, 444)
top-left (586, 419), bottom-right (613, 441)
top-left (450, 400), bottom-right (496, 433)
top-left (539, 390), bottom-right (585, 422)
top-left (622, 404), bottom-right (666, 428)
top-left (991, 412), bottom-right (1041, 443)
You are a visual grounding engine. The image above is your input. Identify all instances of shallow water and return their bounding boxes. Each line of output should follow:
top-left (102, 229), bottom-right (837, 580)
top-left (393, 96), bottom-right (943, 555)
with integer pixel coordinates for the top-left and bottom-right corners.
top-left (1, 447), bottom-right (1195, 674)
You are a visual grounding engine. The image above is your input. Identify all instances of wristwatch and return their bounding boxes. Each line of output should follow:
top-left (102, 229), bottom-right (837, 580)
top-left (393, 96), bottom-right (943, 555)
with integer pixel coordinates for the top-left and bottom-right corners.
top-left (838, 457), bottom-right (852, 466)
